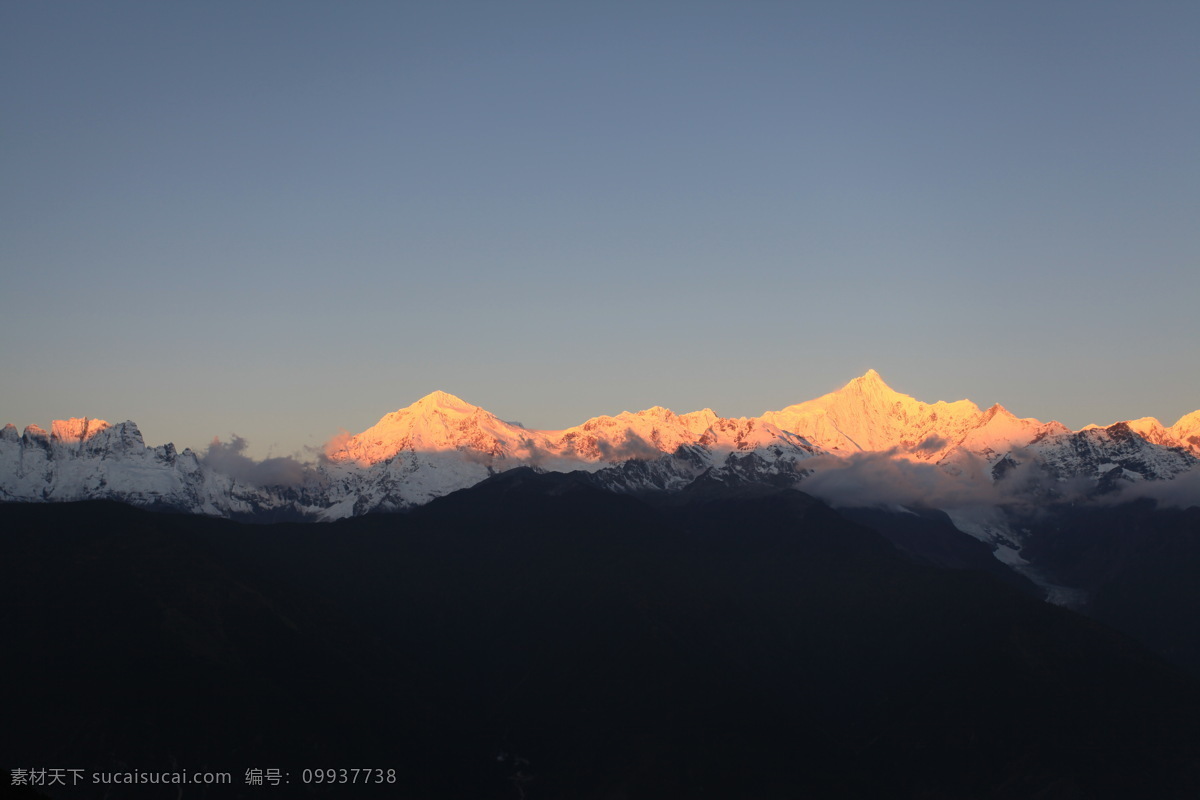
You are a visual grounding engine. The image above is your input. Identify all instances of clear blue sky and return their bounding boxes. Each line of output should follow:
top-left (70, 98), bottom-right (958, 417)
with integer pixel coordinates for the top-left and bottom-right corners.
top-left (3, 1), bottom-right (1197, 458)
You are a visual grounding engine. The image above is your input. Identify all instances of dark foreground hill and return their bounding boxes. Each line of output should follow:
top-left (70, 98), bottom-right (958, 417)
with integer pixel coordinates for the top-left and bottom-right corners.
top-left (3, 474), bottom-right (1199, 799)
top-left (1020, 500), bottom-right (1200, 677)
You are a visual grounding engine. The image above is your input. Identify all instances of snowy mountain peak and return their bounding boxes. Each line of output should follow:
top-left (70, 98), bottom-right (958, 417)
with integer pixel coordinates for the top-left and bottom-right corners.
top-left (615, 406), bottom-right (676, 422)
top-left (981, 403), bottom-right (1016, 422)
top-left (842, 369), bottom-right (900, 398)
top-left (90, 420), bottom-right (148, 454)
top-left (760, 372), bottom-right (982, 454)
top-left (50, 417), bottom-right (111, 443)
top-left (1173, 410), bottom-right (1200, 429)
top-left (325, 391), bottom-right (524, 466)
top-left (22, 424), bottom-right (49, 440)
top-left (1074, 413), bottom-right (1200, 456)
top-left (408, 390), bottom-right (481, 415)
top-left (1124, 417), bottom-right (1172, 446)
top-left (832, 370), bottom-right (978, 417)
top-left (1169, 410), bottom-right (1200, 456)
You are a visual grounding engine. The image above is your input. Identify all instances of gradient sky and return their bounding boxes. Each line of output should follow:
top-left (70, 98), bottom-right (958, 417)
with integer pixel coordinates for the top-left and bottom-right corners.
top-left (3, 1), bottom-right (1197, 459)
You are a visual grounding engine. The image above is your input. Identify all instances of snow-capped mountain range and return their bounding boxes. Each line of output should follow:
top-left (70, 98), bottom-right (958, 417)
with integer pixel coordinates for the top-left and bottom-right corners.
top-left (3, 370), bottom-right (1197, 521)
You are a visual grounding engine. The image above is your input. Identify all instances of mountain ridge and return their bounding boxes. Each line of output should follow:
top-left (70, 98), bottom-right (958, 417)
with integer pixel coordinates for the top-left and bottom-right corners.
top-left (3, 371), bottom-right (1196, 521)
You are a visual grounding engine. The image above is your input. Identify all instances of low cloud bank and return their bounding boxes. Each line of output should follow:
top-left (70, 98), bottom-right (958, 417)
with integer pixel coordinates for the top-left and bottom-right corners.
top-left (798, 448), bottom-right (1096, 510)
top-left (1105, 466), bottom-right (1200, 510)
top-left (516, 429), bottom-right (664, 466)
top-left (800, 450), bottom-right (995, 509)
top-left (596, 430), bottom-right (663, 462)
top-left (202, 435), bottom-right (311, 487)
top-left (798, 447), bottom-right (1199, 512)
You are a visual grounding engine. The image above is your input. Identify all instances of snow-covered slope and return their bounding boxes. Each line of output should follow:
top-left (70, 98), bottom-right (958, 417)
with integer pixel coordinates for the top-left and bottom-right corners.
top-left (2, 373), bottom-right (1196, 520)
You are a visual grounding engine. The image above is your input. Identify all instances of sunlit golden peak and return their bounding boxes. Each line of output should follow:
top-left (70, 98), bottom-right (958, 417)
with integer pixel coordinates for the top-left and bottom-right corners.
top-left (844, 369), bottom-right (896, 394)
top-left (50, 417), bottom-right (111, 442)
top-left (407, 390), bottom-right (480, 414)
top-left (1172, 409), bottom-right (1200, 430)
top-left (981, 403), bottom-right (1016, 421)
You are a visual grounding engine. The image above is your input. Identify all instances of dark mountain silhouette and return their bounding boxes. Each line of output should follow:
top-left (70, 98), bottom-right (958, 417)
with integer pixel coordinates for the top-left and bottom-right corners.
top-left (3, 478), bottom-right (1199, 798)
top-left (1020, 499), bottom-right (1200, 676)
